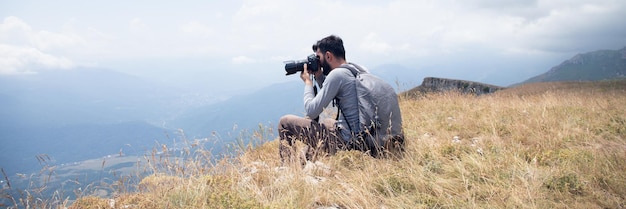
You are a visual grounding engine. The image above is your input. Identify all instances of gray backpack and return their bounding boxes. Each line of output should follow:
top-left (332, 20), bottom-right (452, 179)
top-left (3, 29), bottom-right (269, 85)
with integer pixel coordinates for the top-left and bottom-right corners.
top-left (339, 63), bottom-right (404, 156)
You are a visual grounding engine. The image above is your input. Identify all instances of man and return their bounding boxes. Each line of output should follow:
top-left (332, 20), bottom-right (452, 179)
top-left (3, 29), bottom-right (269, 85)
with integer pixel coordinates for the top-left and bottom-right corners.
top-left (278, 35), bottom-right (403, 164)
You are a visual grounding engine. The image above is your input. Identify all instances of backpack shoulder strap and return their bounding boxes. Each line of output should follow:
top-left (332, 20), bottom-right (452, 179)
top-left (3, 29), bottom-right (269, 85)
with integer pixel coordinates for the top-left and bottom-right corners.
top-left (340, 63), bottom-right (368, 77)
top-left (336, 62), bottom-right (370, 132)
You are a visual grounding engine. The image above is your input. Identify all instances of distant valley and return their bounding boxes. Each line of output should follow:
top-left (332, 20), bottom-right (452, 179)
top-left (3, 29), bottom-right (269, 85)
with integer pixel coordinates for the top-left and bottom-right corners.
top-left (0, 68), bottom-right (208, 174)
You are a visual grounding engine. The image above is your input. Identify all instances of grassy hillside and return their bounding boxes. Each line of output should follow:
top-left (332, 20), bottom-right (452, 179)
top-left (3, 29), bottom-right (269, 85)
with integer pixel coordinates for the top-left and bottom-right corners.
top-left (4, 80), bottom-right (626, 208)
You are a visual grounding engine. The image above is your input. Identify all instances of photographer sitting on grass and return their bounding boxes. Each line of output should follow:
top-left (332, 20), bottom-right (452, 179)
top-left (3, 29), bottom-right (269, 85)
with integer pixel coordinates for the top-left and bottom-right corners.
top-left (278, 35), bottom-right (404, 164)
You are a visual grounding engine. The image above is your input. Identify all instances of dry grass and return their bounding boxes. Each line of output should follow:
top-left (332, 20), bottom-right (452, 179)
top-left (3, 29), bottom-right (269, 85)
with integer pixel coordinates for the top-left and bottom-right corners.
top-left (4, 80), bottom-right (626, 208)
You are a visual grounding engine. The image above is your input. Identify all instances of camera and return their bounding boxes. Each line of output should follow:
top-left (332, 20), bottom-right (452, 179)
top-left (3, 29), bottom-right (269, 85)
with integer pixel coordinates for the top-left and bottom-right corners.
top-left (284, 54), bottom-right (320, 76)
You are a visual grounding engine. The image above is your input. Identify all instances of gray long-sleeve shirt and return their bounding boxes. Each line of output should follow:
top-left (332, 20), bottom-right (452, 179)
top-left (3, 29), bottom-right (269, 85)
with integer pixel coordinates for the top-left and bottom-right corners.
top-left (304, 63), bottom-right (366, 141)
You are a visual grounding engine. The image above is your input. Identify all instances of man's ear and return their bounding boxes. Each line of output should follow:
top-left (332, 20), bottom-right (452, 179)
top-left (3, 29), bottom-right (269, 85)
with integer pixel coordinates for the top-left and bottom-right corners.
top-left (325, 51), bottom-right (332, 61)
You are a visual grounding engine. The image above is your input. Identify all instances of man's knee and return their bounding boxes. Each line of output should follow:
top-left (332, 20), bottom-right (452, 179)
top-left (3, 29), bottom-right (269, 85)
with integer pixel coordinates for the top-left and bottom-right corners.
top-left (279, 114), bottom-right (303, 140)
top-left (278, 114), bottom-right (298, 130)
top-left (279, 114), bottom-right (296, 124)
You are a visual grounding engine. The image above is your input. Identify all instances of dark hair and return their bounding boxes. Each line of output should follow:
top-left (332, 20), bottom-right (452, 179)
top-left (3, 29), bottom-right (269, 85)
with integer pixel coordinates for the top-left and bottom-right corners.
top-left (312, 35), bottom-right (346, 60)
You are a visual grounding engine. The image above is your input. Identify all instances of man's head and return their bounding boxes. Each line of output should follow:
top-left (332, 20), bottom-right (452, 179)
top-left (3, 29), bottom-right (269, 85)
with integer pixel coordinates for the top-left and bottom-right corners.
top-left (312, 35), bottom-right (346, 75)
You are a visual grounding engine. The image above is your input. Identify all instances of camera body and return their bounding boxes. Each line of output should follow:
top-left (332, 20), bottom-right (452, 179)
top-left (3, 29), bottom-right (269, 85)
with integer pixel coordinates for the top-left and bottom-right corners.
top-left (284, 54), bottom-right (320, 76)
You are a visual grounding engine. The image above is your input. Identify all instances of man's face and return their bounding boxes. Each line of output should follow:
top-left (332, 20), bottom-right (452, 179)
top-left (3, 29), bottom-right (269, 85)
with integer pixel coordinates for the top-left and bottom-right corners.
top-left (316, 49), bottom-right (332, 75)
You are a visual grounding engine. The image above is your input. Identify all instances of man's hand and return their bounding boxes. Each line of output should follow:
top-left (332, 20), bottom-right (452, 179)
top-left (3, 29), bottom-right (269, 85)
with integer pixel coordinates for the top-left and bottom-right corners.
top-left (300, 64), bottom-right (313, 86)
top-left (312, 67), bottom-right (323, 78)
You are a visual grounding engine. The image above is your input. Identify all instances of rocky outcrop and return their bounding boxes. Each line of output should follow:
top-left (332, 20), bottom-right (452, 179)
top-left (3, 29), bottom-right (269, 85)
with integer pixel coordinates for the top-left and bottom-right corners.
top-left (406, 77), bottom-right (505, 96)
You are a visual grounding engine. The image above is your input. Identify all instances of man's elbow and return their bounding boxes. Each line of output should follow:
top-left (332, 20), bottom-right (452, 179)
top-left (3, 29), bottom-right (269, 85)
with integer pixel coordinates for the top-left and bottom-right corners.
top-left (304, 107), bottom-right (318, 119)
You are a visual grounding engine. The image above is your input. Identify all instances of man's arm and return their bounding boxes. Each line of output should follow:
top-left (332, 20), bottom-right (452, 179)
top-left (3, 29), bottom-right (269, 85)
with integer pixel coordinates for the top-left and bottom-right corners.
top-left (303, 72), bottom-right (340, 119)
top-left (300, 64), bottom-right (338, 118)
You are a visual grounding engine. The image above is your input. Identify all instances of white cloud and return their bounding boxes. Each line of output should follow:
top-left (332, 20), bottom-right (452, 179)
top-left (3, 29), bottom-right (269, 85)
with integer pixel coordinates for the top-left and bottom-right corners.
top-left (32, 30), bottom-right (84, 51)
top-left (129, 18), bottom-right (148, 34)
top-left (509, 0), bottom-right (626, 52)
top-left (1, 16), bottom-right (84, 51)
top-left (359, 33), bottom-right (392, 54)
top-left (0, 16), bottom-right (33, 46)
top-left (0, 44), bottom-right (74, 74)
top-left (234, 2), bottom-right (281, 22)
top-left (0, 16), bottom-right (78, 74)
top-left (231, 55), bottom-right (257, 64)
top-left (180, 21), bottom-right (213, 37)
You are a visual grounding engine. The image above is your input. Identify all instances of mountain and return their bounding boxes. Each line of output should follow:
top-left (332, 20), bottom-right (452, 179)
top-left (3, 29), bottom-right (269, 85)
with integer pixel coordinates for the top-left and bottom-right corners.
top-left (519, 47), bottom-right (626, 84)
top-left (0, 68), bottom-right (190, 124)
top-left (169, 81), bottom-right (303, 141)
top-left (0, 69), bottom-right (185, 174)
top-left (369, 64), bottom-right (423, 92)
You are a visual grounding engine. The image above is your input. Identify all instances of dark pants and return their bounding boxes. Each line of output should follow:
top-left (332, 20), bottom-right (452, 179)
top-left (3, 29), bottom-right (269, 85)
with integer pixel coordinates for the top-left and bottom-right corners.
top-left (278, 114), bottom-right (345, 164)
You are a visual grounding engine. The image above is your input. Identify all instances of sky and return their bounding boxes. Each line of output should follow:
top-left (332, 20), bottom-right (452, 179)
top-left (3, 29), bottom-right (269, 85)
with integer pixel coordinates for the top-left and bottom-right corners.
top-left (1, 0), bottom-right (625, 87)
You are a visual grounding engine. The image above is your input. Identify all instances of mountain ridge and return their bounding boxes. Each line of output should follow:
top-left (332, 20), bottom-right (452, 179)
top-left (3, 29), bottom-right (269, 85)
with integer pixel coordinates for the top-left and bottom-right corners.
top-left (519, 46), bottom-right (626, 84)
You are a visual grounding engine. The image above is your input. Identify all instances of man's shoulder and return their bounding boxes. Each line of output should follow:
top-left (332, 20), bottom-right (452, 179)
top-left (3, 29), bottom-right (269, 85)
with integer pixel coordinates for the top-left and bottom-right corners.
top-left (328, 67), bottom-right (353, 78)
top-left (330, 66), bottom-right (352, 73)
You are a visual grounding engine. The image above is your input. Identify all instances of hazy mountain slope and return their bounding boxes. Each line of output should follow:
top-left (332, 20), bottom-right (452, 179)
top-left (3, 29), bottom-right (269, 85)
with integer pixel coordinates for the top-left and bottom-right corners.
top-left (0, 68), bottom-right (186, 124)
top-left (519, 46), bottom-right (626, 84)
top-left (169, 81), bottom-right (303, 140)
top-left (369, 64), bottom-right (423, 91)
top-left (0, 69), bottom-right (182, 174)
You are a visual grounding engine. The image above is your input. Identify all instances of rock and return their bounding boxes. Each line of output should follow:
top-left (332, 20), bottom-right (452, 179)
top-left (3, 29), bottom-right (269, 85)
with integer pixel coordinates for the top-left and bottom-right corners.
top-left (405, 77), bottom-right (505, 96)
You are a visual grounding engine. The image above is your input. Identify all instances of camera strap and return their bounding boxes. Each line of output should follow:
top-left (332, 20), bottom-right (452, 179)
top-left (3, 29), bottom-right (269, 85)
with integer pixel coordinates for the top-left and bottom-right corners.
top-left (311, 74), bottom-right (318, 96)
top-left (312, 74), bottom-right (320, 122)
top-left (334, 98), bottom-right (340, 120)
